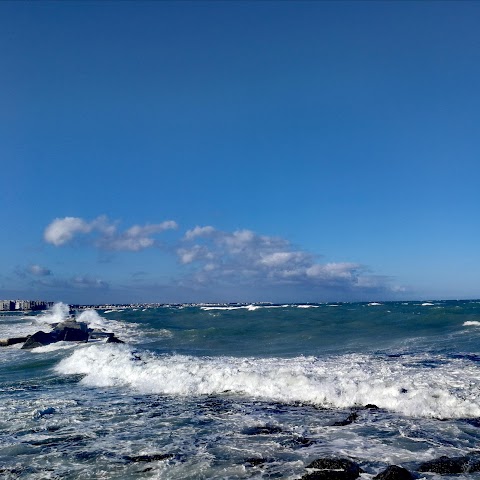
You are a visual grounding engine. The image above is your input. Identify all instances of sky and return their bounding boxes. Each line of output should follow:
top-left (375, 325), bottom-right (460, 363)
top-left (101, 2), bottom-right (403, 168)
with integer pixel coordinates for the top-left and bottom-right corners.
top-left (1, 1), bottom-right (479, 304)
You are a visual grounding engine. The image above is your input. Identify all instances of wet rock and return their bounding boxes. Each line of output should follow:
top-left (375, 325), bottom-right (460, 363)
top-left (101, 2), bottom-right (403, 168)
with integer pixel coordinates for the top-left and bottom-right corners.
top-left (21, 319), bottom-right (122, 349)
top-left (125, 453), bottom-right (174, 462)
top-left (22, 331), bottom-right (57, 349)
top-left (0, 336), bottom-right (29, 347)
top-left (106, 334), bottom-right (124, 344)
top-left (54, 320), bottom-right (88, 333)
top-left (333, 411), bottom-right (358, 426)
top-left (418, 455), bottom-right (480, 474)
top-left (302, 457), bottom-right (362, 480)
top-left (59, 327), bottom-right (89, 342)
top-left (364, 404), bottom-right (379, 410)
top-left (242, 424), bottom-right (282, 435)
top-left (244, 457), bottom-right (266, 467)
top-left (373, 465), bottom-right (414, 480)
top-left (283, 435), bottom-right (315, 448)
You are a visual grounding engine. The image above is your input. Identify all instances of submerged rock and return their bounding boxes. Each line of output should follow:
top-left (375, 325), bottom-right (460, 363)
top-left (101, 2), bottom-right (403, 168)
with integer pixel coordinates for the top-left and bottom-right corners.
top-left (333, 411), bottom-right (358, 426)
top-left (373, 465), bottom-right (413, 480)
top-left (302, 457), bottom-right (362, 480)
top-left (244, 457), bottom-right (267, 467)
top-left (125, 453), bottom-right (174, 462)
top-left (242, 424), bottom-right (282, 435)
top-left (106, 335), bottom-right (124, 344)
top-left (418, 455), bottom-right (480, 474)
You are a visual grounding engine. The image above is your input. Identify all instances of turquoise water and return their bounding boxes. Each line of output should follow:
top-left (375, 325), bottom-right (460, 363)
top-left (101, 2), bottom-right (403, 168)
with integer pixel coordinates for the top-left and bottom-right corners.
top-left (1, 301), bottom-right (480, 478)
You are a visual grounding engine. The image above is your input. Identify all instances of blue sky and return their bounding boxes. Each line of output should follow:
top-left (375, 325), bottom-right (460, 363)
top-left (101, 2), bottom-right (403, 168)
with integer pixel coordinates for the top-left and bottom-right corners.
top-left (1, 1), bottom-right (479, 304)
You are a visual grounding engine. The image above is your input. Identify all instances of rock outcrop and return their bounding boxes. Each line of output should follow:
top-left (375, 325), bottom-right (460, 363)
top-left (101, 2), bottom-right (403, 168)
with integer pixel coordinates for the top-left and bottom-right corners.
top-left (302, 458), bottom-right (362, 480)
top-left (418, 455), bottom-right (480, 474)
top-left (13, 318), bottom-right (124, 349)
top-left (373, 465), bottom-right (414, 480)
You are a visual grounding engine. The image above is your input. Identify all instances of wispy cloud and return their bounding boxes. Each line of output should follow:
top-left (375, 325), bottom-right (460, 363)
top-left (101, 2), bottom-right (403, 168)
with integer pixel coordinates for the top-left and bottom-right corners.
top-left (35, 275), bottom-right (109, 291)
top-left (28, 264), bottom-right (52, 276)
top-left (44, 216), bottom-right (178, 251)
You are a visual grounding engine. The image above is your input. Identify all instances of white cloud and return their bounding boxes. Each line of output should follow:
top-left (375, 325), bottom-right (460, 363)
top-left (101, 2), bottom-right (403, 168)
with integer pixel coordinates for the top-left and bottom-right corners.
top-left (28, 264), bottom-right (52, 276)
top-left (44, 216), bottom-right (177, 251)
top-left (44, 217), bottom-right (93, 246)
top-left (102, 221), bottom-right (178, 251)
top-left (176, 226), bottom-right (390, 295)
top-left (184, 225), bottom-right (216, 240)
top-left (259, 251), bottom-right (308, 267)
top-left (177, 245), bottom-right (214, 264)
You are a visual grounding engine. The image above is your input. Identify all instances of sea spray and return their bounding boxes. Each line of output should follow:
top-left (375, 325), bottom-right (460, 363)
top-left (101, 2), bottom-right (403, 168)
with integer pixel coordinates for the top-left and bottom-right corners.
top-left (36, 302), bottom-right (70, 325)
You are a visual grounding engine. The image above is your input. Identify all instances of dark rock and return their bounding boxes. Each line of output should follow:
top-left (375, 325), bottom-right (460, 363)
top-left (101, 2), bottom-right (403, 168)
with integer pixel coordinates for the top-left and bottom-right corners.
top-left (418, 455), bottom-right (480, 474)
top-left (60, 327), bottom-right (89, 342)
top-left (373, 465), bottom-right (414, 480)
top-left (333, 411), bottom-right (358, 426)
top-left (302, 458), bottom-right (362, 480)
top-left (245, 457), bottom-right (266, 466)
top-left (125, 453), bottom-right (174, 462)
top-left (0, 336), bottom-right (29, 347)
top-left (464, 418), bottom-right (480, 428)
top-left (242, 424), bottom-right (282, 435)
top-left (54, 320), bottom-right (88, 332)
top-left (364, 404), bottom-right (379, 410)
top-left (89, 330), bottom-right (114, 340)
top-left (106, 335), bottom-right (124, 344)
top-left (22, 331), bottom-right (58, 349)
top-left (284, 435), bottom-right (315, 448)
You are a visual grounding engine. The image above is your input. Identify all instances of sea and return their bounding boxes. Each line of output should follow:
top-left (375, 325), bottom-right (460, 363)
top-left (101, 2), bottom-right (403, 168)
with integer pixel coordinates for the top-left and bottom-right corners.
top-left (1, 300), bottom-right (480, 479)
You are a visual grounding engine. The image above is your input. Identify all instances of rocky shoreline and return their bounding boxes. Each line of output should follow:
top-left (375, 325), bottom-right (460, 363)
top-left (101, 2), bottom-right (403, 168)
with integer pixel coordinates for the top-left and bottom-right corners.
top-left (0, 318), bottom-right (123, 349)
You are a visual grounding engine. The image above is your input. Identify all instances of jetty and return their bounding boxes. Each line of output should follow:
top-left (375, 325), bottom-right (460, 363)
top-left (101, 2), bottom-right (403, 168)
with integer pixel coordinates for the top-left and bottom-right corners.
top-left (0, 318), bottom-right (123, 349)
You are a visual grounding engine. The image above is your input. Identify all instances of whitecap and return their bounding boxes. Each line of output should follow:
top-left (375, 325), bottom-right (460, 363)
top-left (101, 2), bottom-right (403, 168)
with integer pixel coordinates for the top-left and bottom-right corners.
top-left (55, 345), bottom-right (480, 419)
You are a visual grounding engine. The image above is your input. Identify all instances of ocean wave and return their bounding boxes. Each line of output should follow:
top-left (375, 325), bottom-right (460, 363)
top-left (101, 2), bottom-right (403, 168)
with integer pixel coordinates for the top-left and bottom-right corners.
top-left (55, 345), bottom-right (480, 419)
top-left (463, 321), bottom-right (480, 327)
top-left (201, 305), bottom-right (260, 311)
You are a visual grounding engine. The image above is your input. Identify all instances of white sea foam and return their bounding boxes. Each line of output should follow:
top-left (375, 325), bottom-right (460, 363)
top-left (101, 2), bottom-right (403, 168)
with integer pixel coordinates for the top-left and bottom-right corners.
top-left (201, 305), bottom-right (260, 311)
top-left (56, 345), bottom-right (480, 419)
top-left (368, 302), bottom-right (382, 306)
top-left (297, 305), bottom-right (319, 309)
top-left (36, 302), bottom-right (70, 324)
top-left (422, 303), bottom-right (434, 306)
top-left (463, 321), bottom-right (480, 326)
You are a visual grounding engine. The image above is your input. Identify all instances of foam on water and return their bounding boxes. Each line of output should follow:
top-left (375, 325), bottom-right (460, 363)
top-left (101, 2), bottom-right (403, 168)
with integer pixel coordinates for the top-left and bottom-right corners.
top-left (200, 305), bottom-right (260, 311)
top-left (56, 344), bottom-right (480, 419)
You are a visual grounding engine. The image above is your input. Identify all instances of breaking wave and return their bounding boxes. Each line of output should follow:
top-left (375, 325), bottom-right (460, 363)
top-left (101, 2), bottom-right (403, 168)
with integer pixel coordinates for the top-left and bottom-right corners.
top-left (56, 344), bottom-right (480, 419)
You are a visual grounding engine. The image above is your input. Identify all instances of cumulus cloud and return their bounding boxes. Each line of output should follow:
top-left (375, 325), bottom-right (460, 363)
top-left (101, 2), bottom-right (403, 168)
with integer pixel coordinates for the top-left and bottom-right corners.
top-left (41, 216), bottom-right (402, 300)
top-left (176, 225), bottom-right (390, 296)
top-left (184, 225), bottom-right (216, 240)
top-left (44, 216), bottom-right (177, 251)
top-left (44, 217), bottom-right (93, 246)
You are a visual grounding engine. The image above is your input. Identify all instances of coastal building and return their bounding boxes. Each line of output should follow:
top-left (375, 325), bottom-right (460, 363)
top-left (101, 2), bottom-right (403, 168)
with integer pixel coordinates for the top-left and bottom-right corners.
top-left (0, 300), bottom-right (15, 311)
top-left (0, 300), bottom-right (53, 311)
